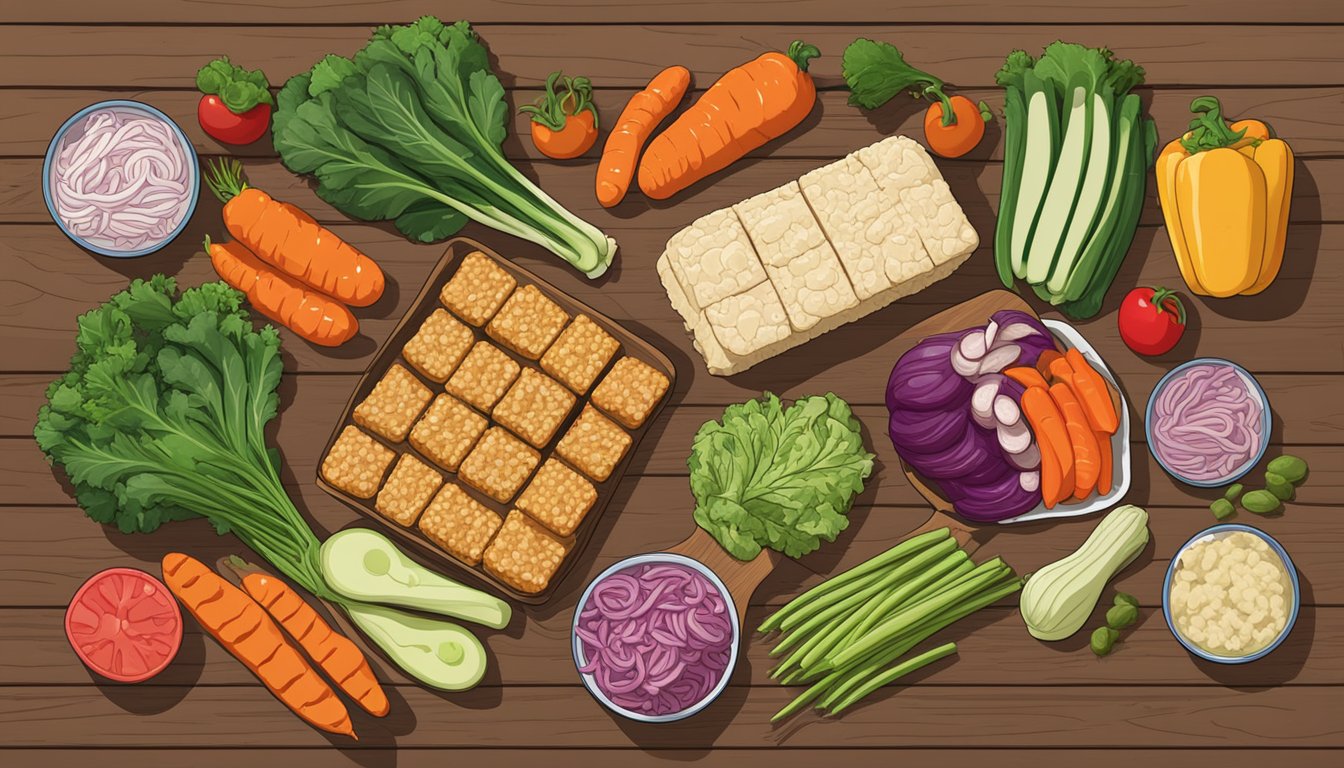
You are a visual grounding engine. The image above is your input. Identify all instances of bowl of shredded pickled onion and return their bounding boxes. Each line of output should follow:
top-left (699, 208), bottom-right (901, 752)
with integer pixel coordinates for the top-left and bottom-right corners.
top-left (572, 553), bottom-right (738, 723)
top-left (1146, 358), bottom-right (1271, 488)
top-left (43, 100), bottom-right (199, 257)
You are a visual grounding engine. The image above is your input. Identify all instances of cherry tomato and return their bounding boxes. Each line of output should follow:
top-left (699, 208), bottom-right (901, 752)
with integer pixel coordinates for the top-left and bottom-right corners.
top-left (923, 95), bottom-right (988, 159)
top-left (198, 95), bottom-right (271, 146)
top-left (1118, 286), bottom-right (1188, 356)
top-left (530, 110), bottom-right (598, 160)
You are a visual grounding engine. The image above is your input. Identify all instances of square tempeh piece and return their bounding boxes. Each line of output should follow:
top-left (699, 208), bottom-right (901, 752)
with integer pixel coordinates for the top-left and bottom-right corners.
top-left (483, 511), bottom-right (569, 594)
top-left (403, 309), bottom-right (475, 382)
top-left (447, 341), bottom-right (521, 413)
top-left (493, 368), bottom-right (577, 448)
top-left (516, 459), bottom-right (597, 537)
top-left (418, 484), bottom-right (503, 566)
top-left (440, 251), bottom-right (517, 326)
top-left (409, 394), bottom-right (488, 471)
top-left (321, 426), bottom-right (395, 499)
top-left (555, 406), bottom-right (632, 482)
top-left (353, 364), bottom-right (433, 442)
top-left (486, 284), bottom-right (570, 359)
top-left (459, 427), bottom-right (541, 503)
top-left (375, 454), bottom-right (443, 527)
top-left (590, 356), bottom-right (670, 429)
top-left (541, 315), bottom-right (620, 394)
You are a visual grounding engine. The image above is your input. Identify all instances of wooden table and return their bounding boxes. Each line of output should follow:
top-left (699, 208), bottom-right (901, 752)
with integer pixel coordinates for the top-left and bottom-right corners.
top-left (2, 1), bottom-right (1341, 765)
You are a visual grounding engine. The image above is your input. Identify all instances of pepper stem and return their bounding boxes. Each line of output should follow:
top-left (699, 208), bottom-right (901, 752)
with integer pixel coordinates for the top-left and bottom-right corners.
top-left (1179, 96), bottom-right (1250, 154)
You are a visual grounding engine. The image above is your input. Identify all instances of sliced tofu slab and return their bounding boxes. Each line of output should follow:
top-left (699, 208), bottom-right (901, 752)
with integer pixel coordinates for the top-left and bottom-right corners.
top-left (704, 280), bottom-right (793, 363)
top-left (856, 136), bottom-right (978, 265)
top-left (663, 208), bottom-right (766, 313)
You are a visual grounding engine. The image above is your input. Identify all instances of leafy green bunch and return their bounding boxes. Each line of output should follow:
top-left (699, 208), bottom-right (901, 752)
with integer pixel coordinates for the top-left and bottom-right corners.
top-left (272, 16), bottom-right (614, 277)
top-left (34, 277), bottom-right (331, 599)
top-left (689, 393), bottom-right (875, 561)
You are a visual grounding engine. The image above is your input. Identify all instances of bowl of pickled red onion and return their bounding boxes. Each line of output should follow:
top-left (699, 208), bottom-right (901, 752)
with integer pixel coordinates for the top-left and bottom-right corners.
top-left (572, 553), bottom-right (738, 722)
top-left (43, 100), bottom-right (199, 258)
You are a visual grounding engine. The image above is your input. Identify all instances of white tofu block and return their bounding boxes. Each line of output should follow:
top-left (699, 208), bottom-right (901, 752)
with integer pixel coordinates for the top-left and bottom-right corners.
top-left (764, 242), bottom-right (858, 332)
top-left (663, 208), bottom-right (766, 313)
top-left (733, 182), bottom-right (827, 265)
top-left (704, 281), bottom-right (792, 361)
top-left (856, 136), bottom-right (978, 265)
top-left (657, 254), bottom-right (733, 374)
top-left (799, 155), bottom-right (935, 300)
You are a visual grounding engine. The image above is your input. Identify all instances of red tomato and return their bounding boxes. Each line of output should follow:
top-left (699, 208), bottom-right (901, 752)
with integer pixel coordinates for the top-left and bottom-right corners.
top-left (923, 95), bottom-right (987, 158)
top-left (1118, 286), bottom-right (1188, 356)
top-left (198, 95), bottom-right (271, 146)
top-left (65, 567), bottom-right (182, 683)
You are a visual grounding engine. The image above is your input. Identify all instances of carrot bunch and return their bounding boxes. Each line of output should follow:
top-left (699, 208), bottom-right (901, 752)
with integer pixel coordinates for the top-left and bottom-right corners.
top-left (203, 159), bottom-right (384, 346)
top-left (1006, 348), bottom-right (1119, 508)
top-left (161, 553), bottom-right (388, 739)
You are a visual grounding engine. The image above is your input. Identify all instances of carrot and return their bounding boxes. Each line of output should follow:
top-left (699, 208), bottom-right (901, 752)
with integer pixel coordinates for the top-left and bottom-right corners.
top-left (205, 159), bottom-right (384, 307)
top-left (637, 42), bottom-right (819, 200)
top-left (596, 66), bottom-right (691, 208)
top-left (1035, 349), bottom-right (1064, 380)
top-left (1064, 348), bottom-right (1119, 434)
top-left (1047, 356), bottom-right (1075, 387)
top-left (1021, 387), bottom-right (1074, 507)
top-left (1005, 366), bottom-right (1049, 390)
top-left (1095, 427), bottom-right (1113, 495)
top-left (161, 553), bottom-right (356, 739)
top-left (1049, 382), bottom-right (1101, 499)
top-left (242, 571), bottom-right (389, 718)
top-left (207, 236), bottom-right (358, 347)
top-left (1035, 420), bottom-right (1064, 509)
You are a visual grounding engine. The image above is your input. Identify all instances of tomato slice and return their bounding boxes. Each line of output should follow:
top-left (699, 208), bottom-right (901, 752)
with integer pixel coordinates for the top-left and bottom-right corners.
top-left (65, 567), bottom-right (182, 683)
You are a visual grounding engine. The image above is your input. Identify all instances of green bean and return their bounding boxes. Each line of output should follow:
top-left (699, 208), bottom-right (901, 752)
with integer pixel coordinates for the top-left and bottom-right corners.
top-left (826, 643), bottom-right (958, 716)
top-left (759, 528), bottom-right (949, 633)
top-left (848, 556), bottom-right (977, 646)
top-left (771, 668), bottom-right (847, 723)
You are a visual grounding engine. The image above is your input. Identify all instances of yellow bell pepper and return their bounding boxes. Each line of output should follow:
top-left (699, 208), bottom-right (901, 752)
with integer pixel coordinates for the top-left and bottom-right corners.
top-left (1156, 97), bottom-right (1293, 298)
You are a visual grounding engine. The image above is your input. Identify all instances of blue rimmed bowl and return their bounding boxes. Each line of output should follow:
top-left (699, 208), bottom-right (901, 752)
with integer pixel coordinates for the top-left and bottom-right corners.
top-left (1163, 524), bottom-right (1300, 664)
top-left (1145, 358), bottom-right (1271, 488)
top-left (572, 552), bottom-right (739, 723)
top-left (43, 100), bottom-right (199, 258)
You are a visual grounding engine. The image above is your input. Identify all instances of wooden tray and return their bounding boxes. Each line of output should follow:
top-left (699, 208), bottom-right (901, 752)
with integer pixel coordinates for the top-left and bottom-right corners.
top-left (316, 238), bottom-right (676, 605)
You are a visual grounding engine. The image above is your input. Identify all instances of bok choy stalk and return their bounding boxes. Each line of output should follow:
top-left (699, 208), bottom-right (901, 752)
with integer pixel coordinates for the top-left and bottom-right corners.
top-left (272, 17), bottom-right (615, 278)
top-left (994, 42), bottom-right (1157, 318)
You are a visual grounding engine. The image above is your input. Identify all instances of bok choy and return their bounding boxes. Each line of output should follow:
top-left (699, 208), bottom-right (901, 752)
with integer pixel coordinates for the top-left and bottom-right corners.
top-left (994, 42), bottom-right (1157, 318)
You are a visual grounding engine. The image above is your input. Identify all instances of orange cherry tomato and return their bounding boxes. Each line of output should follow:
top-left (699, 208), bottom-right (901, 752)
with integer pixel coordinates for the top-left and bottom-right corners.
top-left (923, 95), bottom-right (987, 159)
top-left (530, 110), bottom-right (599, 160)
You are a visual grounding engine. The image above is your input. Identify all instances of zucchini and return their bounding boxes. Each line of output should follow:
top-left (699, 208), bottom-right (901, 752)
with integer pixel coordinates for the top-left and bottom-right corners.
top-left (1024, 77), bottom-right (1093, 287)
top-left (994, 86), bottom-right (1029, 288)
top-left (1009, 72), bottom-right (1059, 279)
top-left (1019, 505), bottom-right (1150, 641)
top-left (1046, 86), bottom-right (1115, 297)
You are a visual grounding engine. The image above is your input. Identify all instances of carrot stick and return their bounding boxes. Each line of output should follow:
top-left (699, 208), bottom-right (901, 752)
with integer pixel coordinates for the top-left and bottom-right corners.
top-left (1095, 428), bottom-right (1114, 495)
top-left (161, 553), bottom-right (357, 739)
top-left (1022, 387), bottom-right (1074, 507)
top-left (1005, 367), bottom-right (1049, 390)
top-left (637, 42), bottom-right (819, 199)
top-left (1035, 349), bottom-right (1065, 380)
top-left (207, 236), bottom-right (358, 347)
top-left (596, 66), bottom-right (691, 207)
top-left (1049, 382), bottom-right (1101, 499)
top-left (1047, 356), bottom-right (1075, 387)
top-left (205, 159), bottom-right (385, 307)
top-left (1035, 422), bottom-right (1063, 509)
top-left (242, 570), bottom-right (389, 718)
top-left (1064, 348), bottom-right (1119, 434)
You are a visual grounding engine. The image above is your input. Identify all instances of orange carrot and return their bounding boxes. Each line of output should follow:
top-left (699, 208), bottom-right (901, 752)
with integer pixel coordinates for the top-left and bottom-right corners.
top-left (1035, 349), bottom-right (1064, 380)
top-left (205, 159), bottom-right (384, 307)
top-left (1049, 382), bottom-right (1101, 499)
top-left (161, 553), bottom-right (356, 739)
top-left (1095, 427), bottom-right (1114, 495)
top-left (207, 236), bottom-right (358, 347)
top-left (1047, 356), bottom-right (1075, 387)
top-left (1035, 421), bottom-right (1064, 509)
top-left (1022, 387), bottom-right (1074, 507)
top-left (1005, 366), bottom-right (1049, 390)
top-left (596, 66), bottom-right (691, 207)
top-left (1065, 348), bottom-right (1119, 434)
top-left (637, 42), bottom-right (819, 200)
top-left (242, 571), bottom-right (389, 718)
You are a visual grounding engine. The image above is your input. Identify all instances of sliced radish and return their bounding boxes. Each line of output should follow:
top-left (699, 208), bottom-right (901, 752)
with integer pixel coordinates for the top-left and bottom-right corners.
top-left (951, 348), bottom-right (981, 378)
top-left (1008, 442), bottom-right (1041, 470)
top-left (971, 375), bottom-right (1001, 424)
top-left (977, 344), bottom-right (1022, 375)
top-left (1019, 471), bottom-right (1040, 493)
top-left (997, 322), bottom-right (1042, 343)
top-left (997, 420), bottom-right (1033, 454)
top-left (958, 331), bottom-right (987, 361)
top-left (984, 320), bottom-right (999, 348)
top-left (993, 394), bottom-right (1021, 426)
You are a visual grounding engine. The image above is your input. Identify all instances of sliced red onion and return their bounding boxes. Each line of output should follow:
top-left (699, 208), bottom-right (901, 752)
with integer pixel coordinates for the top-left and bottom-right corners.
top-left (977, 344), bottom-right (1022, 375)
top-left (1019, 471), bottom-right (1040, 493)
top-left (1150, 363), bottom-right (1265, 482)
top-left (993, 394), bottom-right (1021, 426)
top-left (951, 347), bottom-right (982, 378)
top-left (984, 319), bottom-right (999, 348)
top-left (971, 375), bottom-right (1001, 428)
top-left (996, 322), bottom-right (1042, 343)
top-left (959, 330), bottom-right (987, 360)
top-left (1007, 442), bottom-right (1041, 470)
top-left (997, 420), bottom-right (1033, 454)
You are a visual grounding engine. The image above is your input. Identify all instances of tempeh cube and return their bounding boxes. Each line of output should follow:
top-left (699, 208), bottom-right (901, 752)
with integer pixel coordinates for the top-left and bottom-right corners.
top-left (540, 315), bottom-right (620, 394)
top-left (353, 364), bottom-right (432, 442)
top-left (459, 427), bottom-right (541, 503)
top-left (483, 511), bottom-right (569, 594)
top-left (446, 341), bottom-right (520, 413)
top-left (374, 454), bottom-right (443, 526)
top-left (486, 284), bottom-right (570, 359)
top-left (418, 484), bottom-right (503, 566)
top-left (516, 459), bottom-right (597, 537)
top-left (590, 356), bottom-right (669, 429)
top-left (493, 368), bottom-right (576, 448)
top-left (320, 426), bottom-right (395, 499)
top-left (409, 394), bottom-right (487, 471)
top-left (403, 309), bottom-right (475, 382)
top-left (440, 251), bottom-right (517, 326)
top-left (555, 406), bottom-right (632, 482)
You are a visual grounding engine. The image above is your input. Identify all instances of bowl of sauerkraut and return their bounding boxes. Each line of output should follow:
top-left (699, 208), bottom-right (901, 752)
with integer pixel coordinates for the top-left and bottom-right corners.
top-left (43, 100), bottom-right (199, 258)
